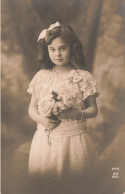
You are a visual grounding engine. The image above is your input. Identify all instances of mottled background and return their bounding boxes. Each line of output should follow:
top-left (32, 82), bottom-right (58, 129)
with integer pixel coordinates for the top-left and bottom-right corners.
top-left (1, 0), bottom-right (125, 193)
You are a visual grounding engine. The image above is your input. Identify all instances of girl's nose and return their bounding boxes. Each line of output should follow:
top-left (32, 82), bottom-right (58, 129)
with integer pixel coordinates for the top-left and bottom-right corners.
top-left (55, 50), bottom-right (61, 56)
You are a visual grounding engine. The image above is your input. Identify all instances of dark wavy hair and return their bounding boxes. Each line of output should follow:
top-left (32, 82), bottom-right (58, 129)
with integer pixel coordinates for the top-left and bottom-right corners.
top-left (37, 25), bottom-right (86, 70)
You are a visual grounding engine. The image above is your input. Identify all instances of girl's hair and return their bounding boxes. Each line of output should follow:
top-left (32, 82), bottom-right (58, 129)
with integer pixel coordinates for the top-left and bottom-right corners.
top-left (37, 25), bottom-right (86, 70)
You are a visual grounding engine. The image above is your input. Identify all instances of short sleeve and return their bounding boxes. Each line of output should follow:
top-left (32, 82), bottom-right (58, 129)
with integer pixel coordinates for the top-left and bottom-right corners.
top-left (79, 70), bottom-right (99, 100)
top-left (27, 70), bottom-right (43, 95)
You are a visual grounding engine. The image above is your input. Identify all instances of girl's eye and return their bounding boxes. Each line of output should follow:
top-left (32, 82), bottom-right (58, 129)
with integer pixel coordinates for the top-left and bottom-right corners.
top-left (60, 47), bottom-right (67, 51)
top-left (49, 49), bottom-right (55, 52)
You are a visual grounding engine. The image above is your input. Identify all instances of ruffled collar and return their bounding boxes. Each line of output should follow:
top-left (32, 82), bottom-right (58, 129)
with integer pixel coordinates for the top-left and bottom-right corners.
top-left (51, 67), bottom-right (75, 78)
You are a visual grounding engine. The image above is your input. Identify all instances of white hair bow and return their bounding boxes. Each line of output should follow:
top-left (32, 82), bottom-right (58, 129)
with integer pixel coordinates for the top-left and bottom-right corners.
top-left (37, 21), bottom-right (60, 42)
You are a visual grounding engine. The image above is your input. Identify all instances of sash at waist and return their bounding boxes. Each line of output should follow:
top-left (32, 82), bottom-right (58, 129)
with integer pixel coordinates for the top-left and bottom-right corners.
top-left (37, 119), bottom-right (87, 137)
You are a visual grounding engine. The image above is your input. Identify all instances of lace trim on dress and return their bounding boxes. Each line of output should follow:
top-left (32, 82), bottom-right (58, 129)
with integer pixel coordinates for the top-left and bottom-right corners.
top-left (27, 70), bottom-right (49, 98)
top-left (77, 70), bottom-right (99, 100)
top-left (27, 69), bottom-right (99, 100)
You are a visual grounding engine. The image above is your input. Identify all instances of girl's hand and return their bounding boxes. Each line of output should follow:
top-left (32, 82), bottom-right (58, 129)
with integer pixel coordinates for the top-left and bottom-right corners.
top-left (58, 108), bottom-right (84, 121)
top-left (39, 115), bottom-right (61, 130)
top-left (58, 96), bottom-right (98, 121)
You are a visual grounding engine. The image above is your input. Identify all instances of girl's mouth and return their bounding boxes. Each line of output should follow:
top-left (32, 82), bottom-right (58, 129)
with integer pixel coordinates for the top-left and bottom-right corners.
top-left (55, 59), bottom-right (63, 61)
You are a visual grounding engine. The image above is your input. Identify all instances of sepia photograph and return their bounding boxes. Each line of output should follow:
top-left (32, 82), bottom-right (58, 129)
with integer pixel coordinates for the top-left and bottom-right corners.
top-left (1, 0), bottom-right (125, 194)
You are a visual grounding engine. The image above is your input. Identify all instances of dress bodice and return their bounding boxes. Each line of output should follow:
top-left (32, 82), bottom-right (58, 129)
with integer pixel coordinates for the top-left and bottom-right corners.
top-left (27, 68), bottom-right (99, 116)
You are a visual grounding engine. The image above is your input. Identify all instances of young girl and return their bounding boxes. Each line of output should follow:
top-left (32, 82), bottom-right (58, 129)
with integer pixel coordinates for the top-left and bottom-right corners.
top-left (27, 22), bottom-right (99, 194)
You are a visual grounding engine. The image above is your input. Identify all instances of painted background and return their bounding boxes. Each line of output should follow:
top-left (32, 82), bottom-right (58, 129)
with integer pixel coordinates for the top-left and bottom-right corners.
top-left (2, 0), bottom-right (125, 193)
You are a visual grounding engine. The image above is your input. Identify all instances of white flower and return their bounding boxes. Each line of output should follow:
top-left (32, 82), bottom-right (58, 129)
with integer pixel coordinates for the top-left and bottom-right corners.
top-left (38, 98), bottom-right (55, 117)
top-left (57, 102), bottom-right (67, 111)
top-left (37, 29), bottom-right (47, 42)
top-left (52, 103), bottom-right (59, 115)
top-left (73, 76), bottom-right (82, 83)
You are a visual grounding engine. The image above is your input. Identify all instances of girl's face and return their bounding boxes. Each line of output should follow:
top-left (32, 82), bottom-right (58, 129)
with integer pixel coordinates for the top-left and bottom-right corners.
top-left (48, 37), bottom-right (71, 66)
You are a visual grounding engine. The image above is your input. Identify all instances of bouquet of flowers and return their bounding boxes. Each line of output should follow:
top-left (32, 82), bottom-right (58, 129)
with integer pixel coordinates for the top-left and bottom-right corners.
top-left (38, 70), bottom-right (84, 118)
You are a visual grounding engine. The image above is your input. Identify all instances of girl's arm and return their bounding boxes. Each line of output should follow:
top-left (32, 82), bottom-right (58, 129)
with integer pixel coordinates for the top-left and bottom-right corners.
top-left (81, 95), bottom-right (98, 120)
top-left (58, 95), bottom-right (98, 120)
top-left (28, 94), bottom-right (60, 130)
top-left (28, 94), bottom-right (42, 124)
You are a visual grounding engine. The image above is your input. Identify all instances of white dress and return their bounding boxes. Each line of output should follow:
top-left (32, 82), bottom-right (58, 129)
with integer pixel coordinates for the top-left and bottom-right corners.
top-left (27, 69), bottom-right (99, 194)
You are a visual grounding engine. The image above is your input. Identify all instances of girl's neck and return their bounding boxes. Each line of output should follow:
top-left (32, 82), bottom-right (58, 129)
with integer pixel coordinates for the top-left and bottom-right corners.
top-left (54, 64), bottom-right (73, 73)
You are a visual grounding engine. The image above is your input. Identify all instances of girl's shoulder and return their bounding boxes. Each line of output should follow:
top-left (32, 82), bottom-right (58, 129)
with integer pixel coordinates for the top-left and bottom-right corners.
top-left (27, 69), bottom-right (52, 95)
top-left (32, 69), bottom-right (51, 80)
top-left (76, 69), bottom-right (93, 76)
top-left (71, 69), bottom-right (95, 81)
top-left (74, 69), bottom-right (99, 99)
